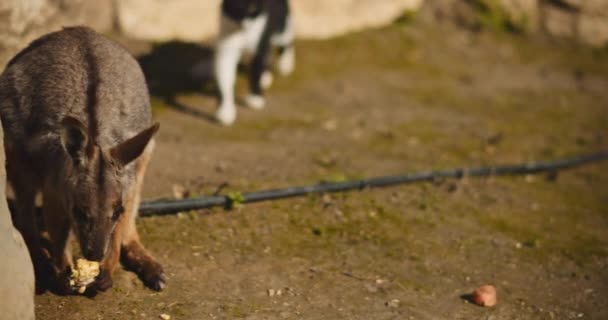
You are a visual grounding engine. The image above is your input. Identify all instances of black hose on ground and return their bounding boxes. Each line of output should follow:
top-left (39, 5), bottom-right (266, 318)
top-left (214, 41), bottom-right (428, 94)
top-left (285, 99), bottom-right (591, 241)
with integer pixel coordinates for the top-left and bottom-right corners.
top-left (139, 150), bottom-right (608, 217)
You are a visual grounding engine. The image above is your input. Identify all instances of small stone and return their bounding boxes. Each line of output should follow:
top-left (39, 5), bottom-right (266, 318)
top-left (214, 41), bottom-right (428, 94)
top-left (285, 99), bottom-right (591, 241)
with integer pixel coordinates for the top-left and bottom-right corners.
top-left (485, 145), bottom-right (496, 155)
top-left (365, 283), bottom-right (378, 293)
top-left (472, 285), bottom-right (497, 307)
top-left (268, 289), bottom-right (276, 297)
top-left (323, 119), bottom-right (337, 131)
top-left (159, 314), bottom-right (171, 320)
top-left (386, 299), bottom-right (400, 308)
top-left (407, 136), bottom-right (419, 147)
top-left (215, 162), bottom-right (229, 172)
top-left (172, 184), bottom-right (189, 199)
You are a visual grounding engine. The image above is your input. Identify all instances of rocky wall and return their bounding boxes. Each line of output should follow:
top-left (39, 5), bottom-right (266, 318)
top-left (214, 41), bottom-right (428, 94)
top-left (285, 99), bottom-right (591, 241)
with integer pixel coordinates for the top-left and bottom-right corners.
top-left (1, 0), bottom-right (607, 69)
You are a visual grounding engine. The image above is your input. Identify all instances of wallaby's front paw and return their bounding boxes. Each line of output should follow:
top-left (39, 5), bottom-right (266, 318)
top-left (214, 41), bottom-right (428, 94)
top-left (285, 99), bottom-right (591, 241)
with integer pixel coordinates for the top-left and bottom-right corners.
top-left (138, 260), bottom-right (166, 291)
top-left (216, 105), bottom-right (236, 126)
top-left (144, 271), bottom-right (167, 291)
top-left (54, 267), bottom-right (76, 295)
top-left (93, 268), bottom-right (114, 292)
top-left (245, 94), bottom-right (265, 110)
top-left (33, 258), bottom-right (55, 294)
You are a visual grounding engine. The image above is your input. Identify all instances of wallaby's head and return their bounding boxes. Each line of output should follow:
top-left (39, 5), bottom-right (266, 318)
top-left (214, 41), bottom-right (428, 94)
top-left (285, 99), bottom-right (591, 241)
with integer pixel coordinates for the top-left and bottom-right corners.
top-left (59, 116), bottom-right (159, 261)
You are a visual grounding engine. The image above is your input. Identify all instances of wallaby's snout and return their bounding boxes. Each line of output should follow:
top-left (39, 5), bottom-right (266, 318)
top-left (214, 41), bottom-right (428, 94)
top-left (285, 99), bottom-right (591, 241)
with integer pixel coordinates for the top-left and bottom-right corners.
top-left (78, 219), bottom-right (112, 262)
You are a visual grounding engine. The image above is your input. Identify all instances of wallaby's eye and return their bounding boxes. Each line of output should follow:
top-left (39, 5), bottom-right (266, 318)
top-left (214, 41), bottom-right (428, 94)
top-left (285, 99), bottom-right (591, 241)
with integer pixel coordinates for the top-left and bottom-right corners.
top-left (112, 202), bottom-right (124, 221)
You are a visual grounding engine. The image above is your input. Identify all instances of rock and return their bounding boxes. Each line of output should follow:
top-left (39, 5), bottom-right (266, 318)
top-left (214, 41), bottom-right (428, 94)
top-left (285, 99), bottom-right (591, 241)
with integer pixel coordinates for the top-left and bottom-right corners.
top-left (291, 0), bottom-right (425, 39)
top-left (542, 3), bottom-right (577, 38)
top-left (172, 184), bottom-right (190, 200)
top-left (578, 13), bottom-right (608, 46)
top-left (0, 121), bottom-right (35, 319)
top-left (421, 0), bottom-right (608, 47)
top-left (499, 0), bottom-right (539, 31)
top-left (0, 0), bottom-right (114, 67)
top-left (386, 299), bottom-right (400, 308)
top-left (159, 314), bottom-right (171, 320)
top-left (115, 0), bottom-right (424, 41)
top-left (2, 0), bottom-right (607, 68)
top-left (472, 285), bottom-right (497, 307)
top-left (116, 0), bottom-right (221, 42)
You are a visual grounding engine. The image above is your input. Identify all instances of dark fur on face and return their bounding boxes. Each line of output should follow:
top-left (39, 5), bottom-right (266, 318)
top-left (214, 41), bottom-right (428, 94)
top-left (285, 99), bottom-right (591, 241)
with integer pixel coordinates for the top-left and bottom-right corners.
top-left (69, 146), bottom-right (124, 261)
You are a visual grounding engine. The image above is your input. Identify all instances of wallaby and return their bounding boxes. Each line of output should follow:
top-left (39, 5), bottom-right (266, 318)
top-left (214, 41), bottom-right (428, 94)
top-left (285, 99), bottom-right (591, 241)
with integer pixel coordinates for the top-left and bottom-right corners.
top-left (214, 0), bottom-right (295, 125)
top-left (0, 26), bottom-right (165, 293)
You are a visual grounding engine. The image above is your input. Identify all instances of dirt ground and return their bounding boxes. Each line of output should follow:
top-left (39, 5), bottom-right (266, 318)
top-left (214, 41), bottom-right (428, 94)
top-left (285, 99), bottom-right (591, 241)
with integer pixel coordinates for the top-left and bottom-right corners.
top-left (33, 19), bottom-right (608, 320)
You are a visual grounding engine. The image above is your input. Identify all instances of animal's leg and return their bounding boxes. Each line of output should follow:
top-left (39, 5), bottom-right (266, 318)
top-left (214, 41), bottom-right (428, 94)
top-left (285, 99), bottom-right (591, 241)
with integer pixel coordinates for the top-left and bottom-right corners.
top-left (275, 16), bottom-right (295, 76)
top-left (94, 198), bottom-right (130, 292)
top-left (277, 45), bottom-right (295, 76)
top-left (119, 140), bottom-right (165, 291)
top-left (246, 30), bottom-right (272, 110)
top-left (9, 170), bottom-right (50, 293)
top-left (41, 187), bottom-right (75, 294)
top-left (215, 26), bottom-right (243, 126)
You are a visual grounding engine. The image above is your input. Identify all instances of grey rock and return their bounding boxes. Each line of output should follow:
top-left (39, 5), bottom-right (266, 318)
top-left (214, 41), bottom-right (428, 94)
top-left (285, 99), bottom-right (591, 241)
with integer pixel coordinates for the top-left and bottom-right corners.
top-left (0, 121), bottom-right (35, 320)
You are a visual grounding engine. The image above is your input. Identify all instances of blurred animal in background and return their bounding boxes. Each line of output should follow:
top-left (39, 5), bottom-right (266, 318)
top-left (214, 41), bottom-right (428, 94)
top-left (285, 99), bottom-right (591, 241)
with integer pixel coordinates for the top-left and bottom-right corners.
top-left (0, 27), bottom-right (165, 294)
top-left (214, 0), bottom-right (296, 125)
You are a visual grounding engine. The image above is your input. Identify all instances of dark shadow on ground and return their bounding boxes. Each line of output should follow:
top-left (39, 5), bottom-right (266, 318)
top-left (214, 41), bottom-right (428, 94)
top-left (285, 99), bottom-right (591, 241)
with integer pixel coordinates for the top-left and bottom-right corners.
top-left (163, 96), bottom-right (218, 123)
top-left (137, 41), bottom-right (219, 122)
top-left (136, 41), bottom-right (259, 124)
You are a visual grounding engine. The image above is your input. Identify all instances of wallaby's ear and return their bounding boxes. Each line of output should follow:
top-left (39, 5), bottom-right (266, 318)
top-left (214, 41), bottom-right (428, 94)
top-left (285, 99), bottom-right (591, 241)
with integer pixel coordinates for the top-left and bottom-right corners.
top-left (110, 122), bottom-right (160, 166)
top-left (60, 116), bottom-right (89, 165)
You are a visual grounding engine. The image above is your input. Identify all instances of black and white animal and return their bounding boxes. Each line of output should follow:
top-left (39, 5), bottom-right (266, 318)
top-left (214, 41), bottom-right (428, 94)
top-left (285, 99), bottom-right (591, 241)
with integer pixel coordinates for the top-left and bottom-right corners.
top-left (215, 0), bottom-right (295, 125)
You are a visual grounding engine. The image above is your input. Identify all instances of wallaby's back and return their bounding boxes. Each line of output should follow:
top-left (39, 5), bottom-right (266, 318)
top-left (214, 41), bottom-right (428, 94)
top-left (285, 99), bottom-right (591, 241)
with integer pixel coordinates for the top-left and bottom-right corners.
top-left (0, 26), bottom-right (151, 165)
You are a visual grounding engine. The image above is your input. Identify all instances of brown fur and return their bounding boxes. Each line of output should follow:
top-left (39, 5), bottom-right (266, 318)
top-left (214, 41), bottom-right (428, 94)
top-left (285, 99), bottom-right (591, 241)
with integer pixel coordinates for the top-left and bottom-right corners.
top-left (0, 26), bottom-right (165, 293)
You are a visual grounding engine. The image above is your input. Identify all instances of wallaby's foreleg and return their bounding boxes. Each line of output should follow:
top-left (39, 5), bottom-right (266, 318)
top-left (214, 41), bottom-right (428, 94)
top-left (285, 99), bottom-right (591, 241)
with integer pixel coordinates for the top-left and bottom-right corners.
top-left (41, 189), bottom-right (73, 293)
top-left (119, 140), bottom-right (165, 291)
top-left (42, 191), bottom-right (72, 271)
top-left (96, 141), bottom-right (154, 292)
top-left (93, 202), bottom-right (130, 292)
top-left (9, 169), bottom-right (51, 293)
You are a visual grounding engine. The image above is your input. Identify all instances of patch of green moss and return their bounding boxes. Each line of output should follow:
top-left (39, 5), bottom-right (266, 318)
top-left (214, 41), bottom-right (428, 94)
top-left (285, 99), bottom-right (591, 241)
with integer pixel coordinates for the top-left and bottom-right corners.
top-left (395, 9), bottom-right (419, 25)
top-left (561, 235), bottom-right (608, 266)
top-left (150, 96), bottom-right (167, 117)
top-left (468, 0), bottom-right (525, 33)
